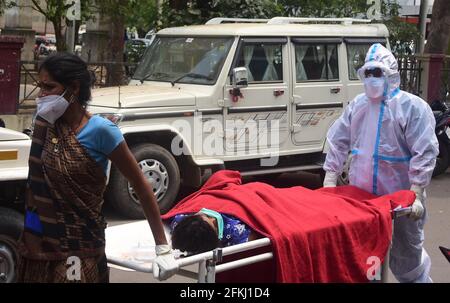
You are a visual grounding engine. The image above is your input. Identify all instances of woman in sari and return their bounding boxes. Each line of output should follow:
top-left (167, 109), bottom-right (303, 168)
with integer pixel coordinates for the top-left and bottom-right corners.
top-left (17, 53), bottom-right (177, 283)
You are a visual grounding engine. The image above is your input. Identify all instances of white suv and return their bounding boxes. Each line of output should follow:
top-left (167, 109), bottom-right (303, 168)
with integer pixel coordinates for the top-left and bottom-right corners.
top-left (88, 17), bottom-right (389, 218)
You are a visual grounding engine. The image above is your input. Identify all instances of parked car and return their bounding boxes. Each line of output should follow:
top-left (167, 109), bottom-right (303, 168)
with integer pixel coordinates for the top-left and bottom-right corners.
top-left (0, 123), bottom-right (31, 283)
top-left (87, 17), bottom-right (389, 219)
top-left (124, 38), bottom-right (153, 76)
top-left (124, 38), bottom-right (151, 57)
top-left (144, 29), bottom-right (156, 45)
top-left (34, 35), bottom-right (57, 58)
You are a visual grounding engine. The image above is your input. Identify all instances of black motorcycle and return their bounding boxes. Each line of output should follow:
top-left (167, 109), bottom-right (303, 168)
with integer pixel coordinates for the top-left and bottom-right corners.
top-left (431, 99), bottom-right (450, 177)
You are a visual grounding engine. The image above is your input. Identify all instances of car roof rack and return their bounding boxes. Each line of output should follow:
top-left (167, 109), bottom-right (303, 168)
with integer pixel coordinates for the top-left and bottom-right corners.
top-left (268, 17), bottom-right (372, 25)
top-left (206, 18), bottom-right (269, 24)
top-left (205, 17), bottom-right (372, 26)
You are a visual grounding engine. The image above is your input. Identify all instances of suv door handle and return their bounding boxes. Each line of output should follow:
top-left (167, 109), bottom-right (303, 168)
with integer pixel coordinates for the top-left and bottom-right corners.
top-left (274, 89), bottom-right (284, 97)
top-left (330, 87), bottom-right (341, 94)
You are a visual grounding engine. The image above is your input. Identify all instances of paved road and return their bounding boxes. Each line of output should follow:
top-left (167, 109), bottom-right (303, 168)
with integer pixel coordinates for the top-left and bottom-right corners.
top-left (106, 170), bottom-right (450, 283)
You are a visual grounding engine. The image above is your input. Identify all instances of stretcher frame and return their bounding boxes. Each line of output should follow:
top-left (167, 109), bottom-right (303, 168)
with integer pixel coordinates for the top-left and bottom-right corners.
top-left (108, 237), bottom-right (273, 283)
top-left (106, 207), bottom-right (412, 283)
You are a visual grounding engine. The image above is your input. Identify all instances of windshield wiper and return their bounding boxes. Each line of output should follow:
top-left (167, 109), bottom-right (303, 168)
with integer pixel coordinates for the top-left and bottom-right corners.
top-left (139, 72), bottom-right (171, 83)
top-left (170, 72), bottom-right (213, 87)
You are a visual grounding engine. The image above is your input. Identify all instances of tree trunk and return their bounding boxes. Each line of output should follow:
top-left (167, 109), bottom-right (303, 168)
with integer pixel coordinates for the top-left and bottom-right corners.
top-left (196, 0), bottom-right (211, 19)
top-left (169, 0), bottom-right (187, 10)
top-left (107, 13), bottom-right (125, 86)
top-left (74, 20), bottom-right (81, 47)
top-left (52, 19), bottom-right (67, 52)
top-left (424, 0), bottom-right (450, 54)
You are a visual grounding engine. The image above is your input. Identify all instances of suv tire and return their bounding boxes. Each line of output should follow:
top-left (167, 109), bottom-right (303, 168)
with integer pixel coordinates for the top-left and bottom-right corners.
top-left (0, 207), bottom-right (23, 283)
top-left (106, 143), bottom-right (180, 219)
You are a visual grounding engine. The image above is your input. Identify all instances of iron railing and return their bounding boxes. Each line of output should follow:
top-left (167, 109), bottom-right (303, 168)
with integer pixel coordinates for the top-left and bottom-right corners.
top-left (18, 61), bottom-right (138, 102)
top-left (397, 55), bottom-right (423, 96)
top-left (86, 61), bottom-right (138, 87)
top-left (19, 61), bottom-right (40, 104)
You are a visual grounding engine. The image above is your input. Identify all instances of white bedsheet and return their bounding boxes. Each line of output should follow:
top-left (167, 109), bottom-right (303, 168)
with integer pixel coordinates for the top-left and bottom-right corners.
top-left (105, 220), bottom-right (173, 271)
top-left (105, 219), bottom-right (273, 281)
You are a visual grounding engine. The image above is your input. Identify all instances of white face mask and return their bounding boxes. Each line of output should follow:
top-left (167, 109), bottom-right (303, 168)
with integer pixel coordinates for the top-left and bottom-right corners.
top-left (35, 91), bottom-right (70, 124)
top-left (364, 77), bottom-right (386, 101)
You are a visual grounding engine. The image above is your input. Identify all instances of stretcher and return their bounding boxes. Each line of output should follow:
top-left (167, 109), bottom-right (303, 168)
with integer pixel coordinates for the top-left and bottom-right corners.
top-left (105, 206), bottom-right (413, 283)
top-left (105, 220), bottom-right (273, 282)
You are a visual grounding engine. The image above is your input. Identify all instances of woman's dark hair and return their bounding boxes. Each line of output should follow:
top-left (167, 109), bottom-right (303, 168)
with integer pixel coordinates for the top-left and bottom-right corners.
top-left (39, 52), bottom-right (93, 106)
top-left (172, 215), bottom-right (220, 254)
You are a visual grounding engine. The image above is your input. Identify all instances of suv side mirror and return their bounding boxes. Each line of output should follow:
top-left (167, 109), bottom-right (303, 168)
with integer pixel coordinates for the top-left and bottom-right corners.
top-left (232, 67), bottom-right (248, 89)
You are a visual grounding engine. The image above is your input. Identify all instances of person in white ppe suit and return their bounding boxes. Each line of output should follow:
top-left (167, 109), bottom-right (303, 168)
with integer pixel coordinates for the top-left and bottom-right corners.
top-left (323, 43), bottom-right (439, 283)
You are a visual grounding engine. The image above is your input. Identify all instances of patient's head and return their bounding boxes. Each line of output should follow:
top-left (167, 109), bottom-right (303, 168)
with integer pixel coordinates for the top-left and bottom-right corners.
top-left (171, 214), bottom-right (220, 254)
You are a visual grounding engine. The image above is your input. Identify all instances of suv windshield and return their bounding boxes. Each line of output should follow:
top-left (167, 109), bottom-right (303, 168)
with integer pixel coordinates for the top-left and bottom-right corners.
top-left (133, 36), bottom-right (234, 85)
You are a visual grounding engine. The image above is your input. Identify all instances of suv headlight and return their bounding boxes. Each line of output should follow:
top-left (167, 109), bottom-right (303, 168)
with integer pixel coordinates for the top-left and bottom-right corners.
top-left (97, 113), bottom-right (124, 125)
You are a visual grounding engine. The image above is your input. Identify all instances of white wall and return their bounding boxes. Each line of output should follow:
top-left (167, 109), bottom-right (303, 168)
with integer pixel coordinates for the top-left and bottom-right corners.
top-left (0, 9), bottom-right (55, 35)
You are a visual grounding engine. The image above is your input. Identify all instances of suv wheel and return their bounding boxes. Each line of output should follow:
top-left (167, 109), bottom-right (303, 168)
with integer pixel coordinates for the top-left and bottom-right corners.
top-left (106, 143), bottom-right (181, 219)
top-left (0, 207), bottom-right (23, 283)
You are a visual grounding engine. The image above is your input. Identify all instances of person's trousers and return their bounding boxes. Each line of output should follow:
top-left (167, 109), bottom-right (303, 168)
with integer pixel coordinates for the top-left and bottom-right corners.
top-left (389, 199), bottom-right (432, 283)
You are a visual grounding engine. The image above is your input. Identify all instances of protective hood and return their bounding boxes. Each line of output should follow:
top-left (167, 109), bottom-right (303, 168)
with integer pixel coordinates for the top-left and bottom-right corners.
top-left (357, 43), bottom-right (400, 97)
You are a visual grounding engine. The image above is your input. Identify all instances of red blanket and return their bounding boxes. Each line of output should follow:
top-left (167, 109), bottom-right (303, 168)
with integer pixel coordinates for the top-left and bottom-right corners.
top-left (162, 170), bottom-right (415, 282)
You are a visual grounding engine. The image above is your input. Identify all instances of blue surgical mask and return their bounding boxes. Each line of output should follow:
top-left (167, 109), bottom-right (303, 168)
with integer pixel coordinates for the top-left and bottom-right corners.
top-left (198, 208), bottom-right (224, 240)
top-left (364, 77), bottom-right (386, 100)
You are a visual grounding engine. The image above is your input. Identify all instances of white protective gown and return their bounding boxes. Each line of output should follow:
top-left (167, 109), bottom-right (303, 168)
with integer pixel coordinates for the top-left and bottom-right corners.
top-left (324, 43), bottom-right (439, 282)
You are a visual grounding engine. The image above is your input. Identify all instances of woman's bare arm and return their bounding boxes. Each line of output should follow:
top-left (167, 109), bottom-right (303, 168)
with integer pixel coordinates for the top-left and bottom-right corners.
top-left (108, 141), bottom-right (168, 245)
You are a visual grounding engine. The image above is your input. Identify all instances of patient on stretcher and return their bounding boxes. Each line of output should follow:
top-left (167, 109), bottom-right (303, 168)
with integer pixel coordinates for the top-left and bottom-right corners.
top-left (170, 208), bottom-right (260, 255)
top-left (160, 170), bottom-right (416, 282)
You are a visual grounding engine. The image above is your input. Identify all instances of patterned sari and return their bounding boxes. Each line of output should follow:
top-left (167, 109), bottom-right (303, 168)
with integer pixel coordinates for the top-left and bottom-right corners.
top-left (17, 116), bottom-right (109, 283)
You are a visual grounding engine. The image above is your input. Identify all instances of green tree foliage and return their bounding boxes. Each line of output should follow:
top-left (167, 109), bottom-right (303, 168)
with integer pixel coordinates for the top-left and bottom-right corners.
top-left (0, 0), bottom-right (7, 14)
top-left (93, 0), bottom-right (130, 84)
top-left (280, 0), bottom-right (368, 17)
top-left (125, 0), bottom-right (158, 37)
top-left (384, 17), bottom-right (421, 55)
top-left (278, 0), bottom-right (401, 18)
top-left (278, 0), bottom-right (419, 55)
top-left (0, 0), bottom-right (14, 14)
top-left (157, 0), bottom-right (420, 55)
top-left (0, 0), bottom-right (93, 51)
top-left (212, 0), bottom-right (283, 19)
top-left (160, 0), bottom-right (282, 28)
top-left (32, 0), bottom-right (91, 51)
